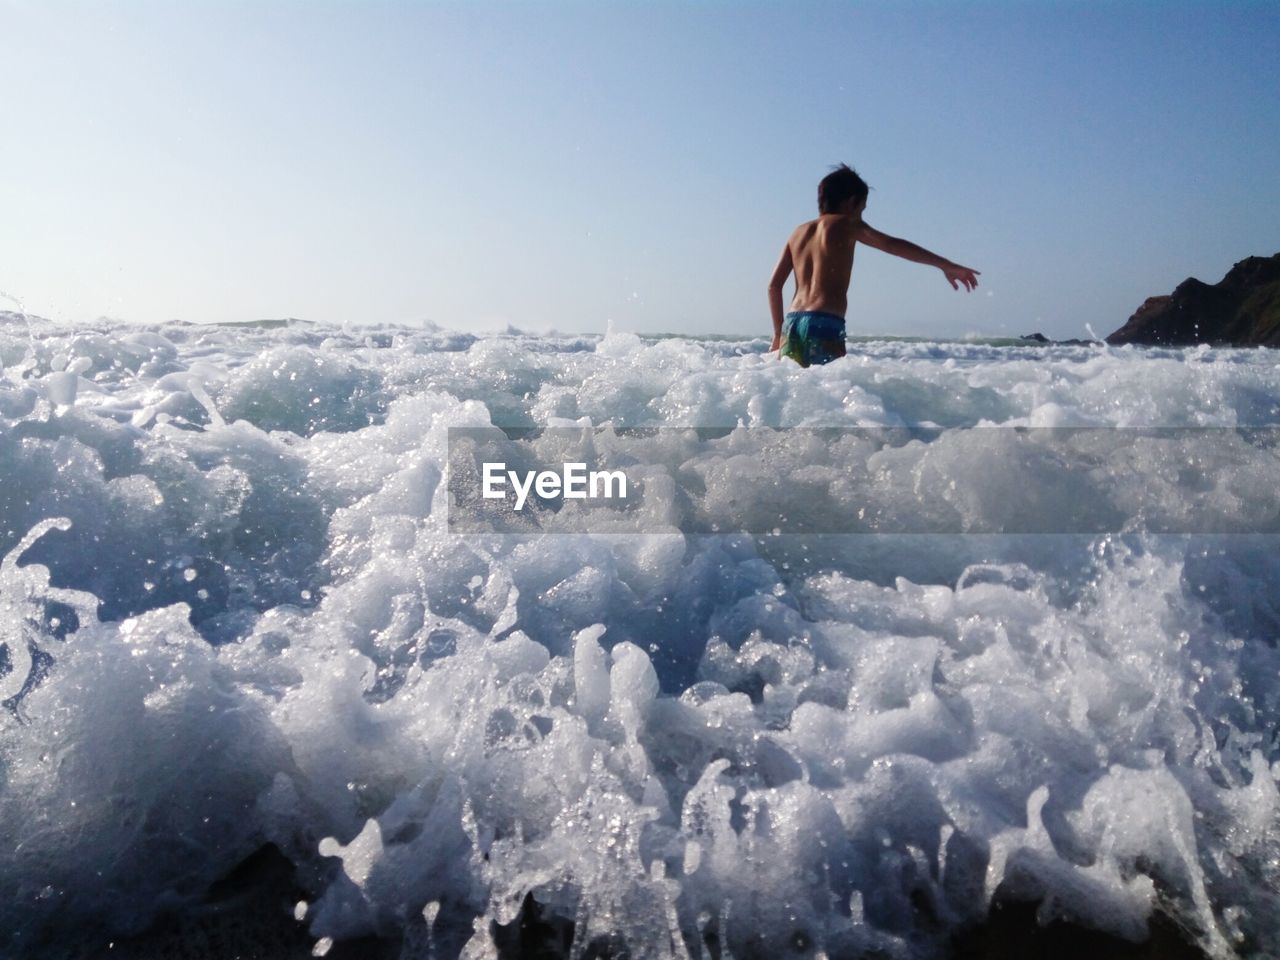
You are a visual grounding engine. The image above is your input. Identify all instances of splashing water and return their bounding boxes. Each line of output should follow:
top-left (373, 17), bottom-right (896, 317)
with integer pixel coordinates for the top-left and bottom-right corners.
top-left (1, 312), bottom-right (1279, 959)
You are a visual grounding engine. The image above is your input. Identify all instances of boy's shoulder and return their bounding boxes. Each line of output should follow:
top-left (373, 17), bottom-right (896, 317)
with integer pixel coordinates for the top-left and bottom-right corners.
top-left (794, 213), bottom-right (862, 230)
top-left (790, 214), bottom-right (863, 244)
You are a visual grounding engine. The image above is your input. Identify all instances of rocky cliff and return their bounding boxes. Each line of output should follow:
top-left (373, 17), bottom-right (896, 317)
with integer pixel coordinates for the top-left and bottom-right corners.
top-left (1107, 253), bottom-right (1280, 347)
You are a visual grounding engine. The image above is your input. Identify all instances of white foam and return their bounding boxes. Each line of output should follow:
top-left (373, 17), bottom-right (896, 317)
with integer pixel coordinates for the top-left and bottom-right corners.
top-left (1, 316), bottom-right (1278, 958)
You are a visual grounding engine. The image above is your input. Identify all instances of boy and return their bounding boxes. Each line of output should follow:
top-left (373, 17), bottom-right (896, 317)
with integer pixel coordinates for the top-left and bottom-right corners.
top-left (768, 164), bottom-right (980, 366)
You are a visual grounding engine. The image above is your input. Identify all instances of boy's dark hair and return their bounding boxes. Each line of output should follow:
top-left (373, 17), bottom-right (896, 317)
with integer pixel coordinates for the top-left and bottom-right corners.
top-left (818, 163), bottom-right (869, 214)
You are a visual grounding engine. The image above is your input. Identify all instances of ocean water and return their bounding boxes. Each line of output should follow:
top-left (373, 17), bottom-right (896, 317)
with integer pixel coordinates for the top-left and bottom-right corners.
top-left (1, 313), bottom-right (1278, 959)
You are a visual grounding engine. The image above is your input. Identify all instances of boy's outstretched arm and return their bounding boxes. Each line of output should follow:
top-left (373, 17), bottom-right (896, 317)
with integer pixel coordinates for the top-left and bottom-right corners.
top-left (767, 244), bottom-right (793, 351)
top-left (857, 223), bottom-right (980, 291)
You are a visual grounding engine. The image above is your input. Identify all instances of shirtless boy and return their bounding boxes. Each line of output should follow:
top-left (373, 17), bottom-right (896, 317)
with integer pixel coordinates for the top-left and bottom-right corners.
top-left (768, 164), bottom-right (980, 366)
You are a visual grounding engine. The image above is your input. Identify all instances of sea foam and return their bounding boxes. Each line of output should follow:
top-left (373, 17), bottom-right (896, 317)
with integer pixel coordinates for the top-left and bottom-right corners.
top-left (1, 313), bottom-right (1278, 958)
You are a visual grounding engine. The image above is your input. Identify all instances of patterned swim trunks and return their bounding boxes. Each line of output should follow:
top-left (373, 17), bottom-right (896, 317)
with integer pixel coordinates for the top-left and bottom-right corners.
top-left (780, 310), bottom-right (847, 367)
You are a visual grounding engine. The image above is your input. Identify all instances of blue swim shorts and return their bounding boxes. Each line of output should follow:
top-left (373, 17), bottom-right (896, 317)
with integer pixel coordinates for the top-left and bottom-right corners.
top-left (780, 311), bottom-right (847, 367)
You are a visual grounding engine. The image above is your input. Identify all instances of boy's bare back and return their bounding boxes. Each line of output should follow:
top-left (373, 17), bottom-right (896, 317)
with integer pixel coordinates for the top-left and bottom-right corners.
top-left (784, 214), bottom-right (860, 318)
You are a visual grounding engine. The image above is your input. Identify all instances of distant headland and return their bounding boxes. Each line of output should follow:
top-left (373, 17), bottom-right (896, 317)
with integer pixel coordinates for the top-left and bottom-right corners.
top-left (1106, 253), bottom-right (1280, 347)
top-left (1022, 253), bottom-right (1280, 348)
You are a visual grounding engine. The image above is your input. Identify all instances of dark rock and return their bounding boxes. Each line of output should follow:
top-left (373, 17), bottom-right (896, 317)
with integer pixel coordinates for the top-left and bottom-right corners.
top-left (87, 871), bottom-right (1214, 960)
top-left (90, 843), bottom-right (319, 960)
top-left (1107, 253), bottom-right (1280, 346)
top-left (1019, 332), bottom-right (1101, 347)
top-left (952, 897), bottom-right (1208, 959)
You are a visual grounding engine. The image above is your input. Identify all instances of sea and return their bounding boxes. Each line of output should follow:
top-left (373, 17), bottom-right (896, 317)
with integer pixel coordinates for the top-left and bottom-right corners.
top-left (1, 313), bottom-right (1278, 959)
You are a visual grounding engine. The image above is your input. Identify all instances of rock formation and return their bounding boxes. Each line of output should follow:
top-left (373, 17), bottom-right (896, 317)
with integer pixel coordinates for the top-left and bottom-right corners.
top-left (1107, 253), bottom-right (1280, 347)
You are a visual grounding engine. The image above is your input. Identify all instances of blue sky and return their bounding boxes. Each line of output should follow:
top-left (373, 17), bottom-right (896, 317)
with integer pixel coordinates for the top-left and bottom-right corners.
top-left (2, 0), bottom-right (1277, 339)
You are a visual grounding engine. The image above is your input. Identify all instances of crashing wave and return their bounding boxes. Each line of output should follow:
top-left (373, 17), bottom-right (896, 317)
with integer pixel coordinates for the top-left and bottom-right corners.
top-left (1, 316), bottom-right (1278, 958)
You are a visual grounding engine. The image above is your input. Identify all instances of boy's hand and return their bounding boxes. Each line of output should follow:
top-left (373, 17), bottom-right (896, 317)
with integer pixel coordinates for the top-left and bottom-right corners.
top-left (769, 334), bottom-right (781, 352)
top-left (943, 263), bottom-right (980, 291)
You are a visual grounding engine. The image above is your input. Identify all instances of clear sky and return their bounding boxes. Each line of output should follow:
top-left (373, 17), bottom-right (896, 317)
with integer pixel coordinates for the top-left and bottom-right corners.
top-left (2, 0), bottom-right (1278, 340)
